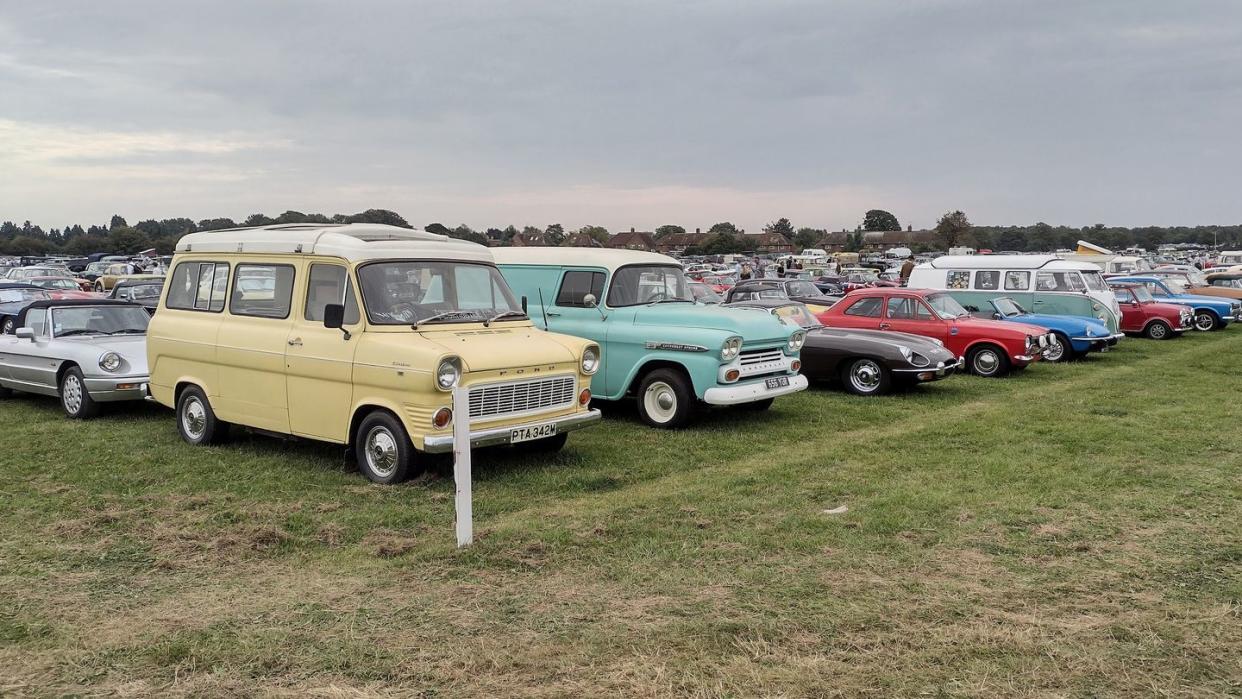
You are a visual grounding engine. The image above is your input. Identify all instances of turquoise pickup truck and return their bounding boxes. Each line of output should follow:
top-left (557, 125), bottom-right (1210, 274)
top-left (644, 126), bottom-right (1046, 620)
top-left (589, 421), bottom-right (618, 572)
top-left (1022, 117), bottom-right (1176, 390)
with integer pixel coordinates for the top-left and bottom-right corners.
top-left (494, 248), bottom-right (808, 427)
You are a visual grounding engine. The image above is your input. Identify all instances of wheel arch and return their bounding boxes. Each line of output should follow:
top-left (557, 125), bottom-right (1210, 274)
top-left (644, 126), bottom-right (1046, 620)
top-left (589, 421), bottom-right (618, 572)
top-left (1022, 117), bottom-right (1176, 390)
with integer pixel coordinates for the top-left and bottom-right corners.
top-left (348, 401), bottom-right (408, 449)
top-left (626, 359), bottom-right (693, 397)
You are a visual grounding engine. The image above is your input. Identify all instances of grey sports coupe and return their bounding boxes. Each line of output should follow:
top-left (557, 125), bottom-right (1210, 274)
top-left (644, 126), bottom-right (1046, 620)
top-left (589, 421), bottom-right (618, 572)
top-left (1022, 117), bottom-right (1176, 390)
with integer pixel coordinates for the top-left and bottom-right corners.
top-left (0, 299), bottom-right (151, 418)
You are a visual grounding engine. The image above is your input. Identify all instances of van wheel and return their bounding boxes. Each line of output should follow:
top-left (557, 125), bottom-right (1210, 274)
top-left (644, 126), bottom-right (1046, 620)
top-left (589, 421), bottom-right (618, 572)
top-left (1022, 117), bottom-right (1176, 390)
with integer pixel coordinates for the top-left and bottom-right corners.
top-left (841, 358), bottom-right (892, 395)
top-left (1144, 320), bottom-right (1172, 340)
top-left (60, 367), bottom-right (100, 419)
top-left (1192, 311), bottom-right (1218, 331)
top-left (177, 386), bottom-right (228, 445)
top-left (637, 368), bottom-right (694, 428)
top-left (968, 344), bottom-right (1011, 377)
top-left (355, 412), bottom-right (415, 484)
top-left (1042, 333), bottom-right (1071, 362)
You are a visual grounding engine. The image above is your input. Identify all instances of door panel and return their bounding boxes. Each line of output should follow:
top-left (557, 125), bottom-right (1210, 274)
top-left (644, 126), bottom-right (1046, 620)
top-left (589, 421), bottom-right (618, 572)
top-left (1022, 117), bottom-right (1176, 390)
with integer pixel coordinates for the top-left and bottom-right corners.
top-left (286, 323), bottom-right (357, 442)
top-left (215, 315), bottom-right (291, 431)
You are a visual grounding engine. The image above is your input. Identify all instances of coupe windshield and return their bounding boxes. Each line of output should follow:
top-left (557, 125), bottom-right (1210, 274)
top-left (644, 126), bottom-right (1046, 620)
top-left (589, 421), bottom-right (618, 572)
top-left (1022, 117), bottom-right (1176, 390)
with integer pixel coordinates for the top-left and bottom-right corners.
top-left (357, 261), bottom-right (524, 326)
top-left (607, 265), bottom-right (692, 306)
top-left (926, 293), bottom-right (969, 319)
top-left (785, 280), bottom-right (824, 297)
top-left (50, 306), bottom-right (150, 337)
top-left (0, 288), bottom-right (50, 304)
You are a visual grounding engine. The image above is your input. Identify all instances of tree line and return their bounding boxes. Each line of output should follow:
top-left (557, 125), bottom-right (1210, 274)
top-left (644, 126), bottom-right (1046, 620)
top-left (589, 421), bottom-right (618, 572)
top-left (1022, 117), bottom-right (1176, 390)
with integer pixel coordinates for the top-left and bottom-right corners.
top-left (1, 206), bottom-right (1239, 257)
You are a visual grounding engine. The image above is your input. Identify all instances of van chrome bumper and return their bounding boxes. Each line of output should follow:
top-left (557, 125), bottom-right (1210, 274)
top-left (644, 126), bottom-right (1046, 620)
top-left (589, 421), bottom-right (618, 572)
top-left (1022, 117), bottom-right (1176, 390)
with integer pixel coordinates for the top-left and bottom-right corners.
top-left (421, 409), bottom-right (602, 453)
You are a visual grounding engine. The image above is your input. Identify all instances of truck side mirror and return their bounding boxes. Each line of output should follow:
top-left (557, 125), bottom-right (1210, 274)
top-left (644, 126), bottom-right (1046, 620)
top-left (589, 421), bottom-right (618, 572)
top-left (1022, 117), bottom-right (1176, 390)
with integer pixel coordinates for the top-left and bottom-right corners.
top-left (583, 293), bottom-right (597, 308)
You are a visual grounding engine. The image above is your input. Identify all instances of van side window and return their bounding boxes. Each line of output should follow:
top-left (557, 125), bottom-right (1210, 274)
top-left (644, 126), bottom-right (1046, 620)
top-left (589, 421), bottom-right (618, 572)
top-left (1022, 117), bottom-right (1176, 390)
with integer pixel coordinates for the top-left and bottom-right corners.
top-left (947, 271), bottom-right (970, 289)
top-left (167, 261), bottom-right (229, 312)
top-left (843, 297), bottom-right (883, 317)
top-left (556, 271), bottom-right (606, 307)
top-left (305, 264), bottom-right (360, 324)
top-left (230, 264), bottom-right (295, 319)
top-left (1004, 271), bottom-right (1030, 290)
top-left (974, 271), bottom-right (999, 290)
top-left (1036, 271), bottom-right (1085, 292)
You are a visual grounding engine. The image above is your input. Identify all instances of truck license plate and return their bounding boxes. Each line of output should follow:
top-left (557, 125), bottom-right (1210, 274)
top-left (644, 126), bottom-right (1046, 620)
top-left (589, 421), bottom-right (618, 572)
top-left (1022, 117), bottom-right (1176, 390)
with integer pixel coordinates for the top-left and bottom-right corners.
top-left (765, 376), bottom-right (790, 390)
top-left (510, 423), bottom-right (557, 443)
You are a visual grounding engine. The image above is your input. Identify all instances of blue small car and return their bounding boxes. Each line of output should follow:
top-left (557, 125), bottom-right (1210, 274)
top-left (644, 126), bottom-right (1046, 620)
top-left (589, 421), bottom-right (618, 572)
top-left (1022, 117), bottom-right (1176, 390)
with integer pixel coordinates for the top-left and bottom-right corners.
top-left (1109, 277), bottom-right (1242, 331)
top-left (973, 297), bottom-right (1120, 361)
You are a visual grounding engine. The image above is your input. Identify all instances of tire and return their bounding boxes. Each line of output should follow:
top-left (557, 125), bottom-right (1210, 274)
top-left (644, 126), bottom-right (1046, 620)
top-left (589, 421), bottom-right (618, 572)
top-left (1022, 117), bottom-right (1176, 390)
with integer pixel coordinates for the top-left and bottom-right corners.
top-left (355, 411), bottom-right (416, 484)
top-left (1, 316), bottom-right (12, 334)
top-left (1144, 320), bottom-right (1172, 340)
top-left (94, 281), bottom-right (104, 293)
top-left (1192, 310), bottom-right (1218, 332)
top-left (968, 344), bottom-right (1011, 378)
top-left (840, 358), bottom-right (892, 396)
top-left (739, 397), bottom-right (775, 411)
top-left (176, 385), bottom-right (229, 445)
top-left (60, 366), bottom-right (99, 419)
top-left (512, 432), bottom-right (569, 454)
top-left (1042, 332), bottom-right (1071, 362)
top-left (637, 368), bottom-right (695, 428)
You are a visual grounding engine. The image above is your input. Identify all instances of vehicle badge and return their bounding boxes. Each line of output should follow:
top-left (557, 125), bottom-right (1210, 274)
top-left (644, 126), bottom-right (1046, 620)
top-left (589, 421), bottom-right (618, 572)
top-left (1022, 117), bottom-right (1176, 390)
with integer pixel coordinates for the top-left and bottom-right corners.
top-left (949, 327), bottom-right (959, 335)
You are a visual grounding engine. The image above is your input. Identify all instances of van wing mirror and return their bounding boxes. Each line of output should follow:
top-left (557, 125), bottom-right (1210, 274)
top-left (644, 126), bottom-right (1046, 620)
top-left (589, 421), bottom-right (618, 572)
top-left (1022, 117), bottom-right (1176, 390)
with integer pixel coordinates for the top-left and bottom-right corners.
top-left (323, 303), bottom-right (345, 329)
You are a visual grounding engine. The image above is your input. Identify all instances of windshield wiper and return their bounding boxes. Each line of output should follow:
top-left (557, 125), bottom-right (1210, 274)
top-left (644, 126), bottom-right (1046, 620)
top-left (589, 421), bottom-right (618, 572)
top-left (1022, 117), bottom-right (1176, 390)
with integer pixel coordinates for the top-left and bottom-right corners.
top-left (111, 328), bottom-right (146, 334)
top-left (55, 329), bottom-right (103, 337)
top-left (651, 298), bottom-right (693, 305)
top-left (483, 310), bottom-right (526, 327)
top-left (411, 310), bottom-right (478, 329)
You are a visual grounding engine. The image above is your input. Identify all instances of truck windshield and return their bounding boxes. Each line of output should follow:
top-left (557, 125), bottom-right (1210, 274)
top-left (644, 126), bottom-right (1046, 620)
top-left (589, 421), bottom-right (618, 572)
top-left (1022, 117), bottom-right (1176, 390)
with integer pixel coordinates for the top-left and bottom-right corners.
top-left (606, 265), bottom-right (692, 306)
top-left (357, 261), bottom-right (523, 326)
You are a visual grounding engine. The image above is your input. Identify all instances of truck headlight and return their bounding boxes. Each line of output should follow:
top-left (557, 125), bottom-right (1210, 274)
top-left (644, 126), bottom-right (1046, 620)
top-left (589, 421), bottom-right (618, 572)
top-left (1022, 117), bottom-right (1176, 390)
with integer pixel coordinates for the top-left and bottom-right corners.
top-left (435, 356), bottom-right (461, 391)
top-left (786, 331), bottom-right (806, 353)
top-left (581, 345), bottom-right (599, 375)
top-left (721, 336), bottom-right (742, 361)
top-left (99, 352), bottom-right (122, 372)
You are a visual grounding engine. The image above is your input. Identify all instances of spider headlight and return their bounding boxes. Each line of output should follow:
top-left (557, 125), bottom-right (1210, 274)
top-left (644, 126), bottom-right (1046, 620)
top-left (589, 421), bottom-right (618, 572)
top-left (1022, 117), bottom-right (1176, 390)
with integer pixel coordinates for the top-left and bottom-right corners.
top-left (786, 331), bottom-right (806, 353)
top-left (721, 336), bottom-right (742, 361)
top-left (435, 356), bottom-right (462, 391)
top-left (581, 345), bottom-right (600, 375)
top-left (98, 351), bottom-right (122, 373)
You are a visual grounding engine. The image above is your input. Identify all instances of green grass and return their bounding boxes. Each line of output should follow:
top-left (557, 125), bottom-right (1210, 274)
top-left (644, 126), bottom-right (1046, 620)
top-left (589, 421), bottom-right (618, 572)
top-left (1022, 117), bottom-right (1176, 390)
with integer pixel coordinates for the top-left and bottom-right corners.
top-left (1, 331), bottom-right (1239, 697)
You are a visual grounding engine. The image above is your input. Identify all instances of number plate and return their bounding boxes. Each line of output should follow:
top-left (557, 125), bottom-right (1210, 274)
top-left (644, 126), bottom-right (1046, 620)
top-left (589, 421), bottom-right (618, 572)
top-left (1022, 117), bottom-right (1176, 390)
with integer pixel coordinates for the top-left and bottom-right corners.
top-left (765, 376), bottom-right (790, 390)
top-left (510, 422), bottom-right (557, 443)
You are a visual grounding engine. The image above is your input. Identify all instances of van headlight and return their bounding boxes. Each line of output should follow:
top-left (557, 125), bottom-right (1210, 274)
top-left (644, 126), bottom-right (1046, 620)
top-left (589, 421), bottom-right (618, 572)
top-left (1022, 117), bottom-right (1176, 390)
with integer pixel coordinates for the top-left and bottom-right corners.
top-left (581, 345), bottom-right (599, 375)
top-left (435, 356), bottom-right (461, 391)
top-left (786, 331), bottom-right (806, 353)
top-left (721, 336), bottom-right (742, 361)
top-left (98, 352), bottom-right (122, 372)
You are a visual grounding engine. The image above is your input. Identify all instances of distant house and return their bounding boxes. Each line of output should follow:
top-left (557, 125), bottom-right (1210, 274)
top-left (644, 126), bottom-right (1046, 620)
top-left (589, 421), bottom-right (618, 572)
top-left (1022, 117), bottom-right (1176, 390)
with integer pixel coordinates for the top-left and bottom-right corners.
top-left (509, 231), bottom-right (546, 247)
top-left (607, 228), bottom-right (657, 251)
top-left (655, 229), bottom-right (710, 255)
top-left (564, 232), bottom-right (604, 247)
top-left (860, 229), bottom-right (935, 252)
top-left (750, 232), bottom-right (794, 254)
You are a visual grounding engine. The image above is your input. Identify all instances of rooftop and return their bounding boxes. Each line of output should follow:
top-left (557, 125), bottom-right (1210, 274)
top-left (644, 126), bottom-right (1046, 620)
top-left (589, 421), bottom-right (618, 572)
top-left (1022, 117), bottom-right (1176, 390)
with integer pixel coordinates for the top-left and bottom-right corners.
top-left (174, 223), bottom-right (493, 263)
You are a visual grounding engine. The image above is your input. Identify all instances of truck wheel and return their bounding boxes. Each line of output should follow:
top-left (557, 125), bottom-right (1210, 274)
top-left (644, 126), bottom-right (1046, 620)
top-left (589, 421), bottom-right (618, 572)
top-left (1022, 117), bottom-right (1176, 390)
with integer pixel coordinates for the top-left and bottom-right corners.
top-left (355, 411), bottom-right (415, 484)
top-left (1144, 320), bottom-right (1172, 340)
top-left (177, 386), bottom-right (228, 445)
top-left (1042, 333), bottom-right (1071, 362)
top-left (968, 344), bottom-right (1011, 377)
top-left (1192, 311), bottom-right (1218, 331)
top-left (841, 358), bottom-right (892, 395)
top-left (60, 366), bottom-right (100, 419)
top-left (637, 368), bottom-right (694, 428)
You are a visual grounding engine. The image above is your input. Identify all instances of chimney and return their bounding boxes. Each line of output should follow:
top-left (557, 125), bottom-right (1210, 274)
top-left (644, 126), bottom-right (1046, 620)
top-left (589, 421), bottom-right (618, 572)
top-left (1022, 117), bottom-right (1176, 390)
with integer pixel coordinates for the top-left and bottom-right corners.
top-left (907, 225), bottom-right (912, 232)
top-left (630, 227), bottom-right (635, 233)
top-left (695, 227), bottom-right (701, 234)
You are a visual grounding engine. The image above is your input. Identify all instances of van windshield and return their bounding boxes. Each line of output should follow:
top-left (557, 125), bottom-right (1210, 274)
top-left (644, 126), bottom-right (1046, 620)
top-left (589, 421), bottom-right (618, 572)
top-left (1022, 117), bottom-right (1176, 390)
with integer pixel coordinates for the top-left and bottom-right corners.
top-left (357, 261), bottom-right (524, 326)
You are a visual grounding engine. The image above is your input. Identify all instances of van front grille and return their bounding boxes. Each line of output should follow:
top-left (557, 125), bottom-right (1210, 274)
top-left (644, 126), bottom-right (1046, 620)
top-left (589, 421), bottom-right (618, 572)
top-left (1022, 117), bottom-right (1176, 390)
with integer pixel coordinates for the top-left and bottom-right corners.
top-left (468, 375), bottom-right (576, 420)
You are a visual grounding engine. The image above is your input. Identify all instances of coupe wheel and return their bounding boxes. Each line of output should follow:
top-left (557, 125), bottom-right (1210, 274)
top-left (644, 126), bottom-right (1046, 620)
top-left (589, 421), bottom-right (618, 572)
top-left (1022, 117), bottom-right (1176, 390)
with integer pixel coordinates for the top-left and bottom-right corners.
top-left (1193, 311), bottom-right (1218, 331)
top-left (176, 386), bottom-right (228, 445)
top-left (60, 366), bottom-right (99, 419)
top-left (1042, 333), bottom-right (1070, 362)
top-left (355, 411), bottom-right (416, 484)
top-left (637, 368), bottom-right (694, 428)
top-left (841, 358), bottom-right (891, 395)
top-left (1144, 320), bottom-right (1172, 340)
top-left (968, 344), bottom-right (1011, 377)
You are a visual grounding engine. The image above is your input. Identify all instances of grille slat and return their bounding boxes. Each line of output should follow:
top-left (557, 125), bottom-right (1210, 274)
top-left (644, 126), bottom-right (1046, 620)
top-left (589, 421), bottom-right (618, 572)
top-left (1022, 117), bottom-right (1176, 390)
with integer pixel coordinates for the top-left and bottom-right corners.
top-left (468, 375), bottom-right (576, 420)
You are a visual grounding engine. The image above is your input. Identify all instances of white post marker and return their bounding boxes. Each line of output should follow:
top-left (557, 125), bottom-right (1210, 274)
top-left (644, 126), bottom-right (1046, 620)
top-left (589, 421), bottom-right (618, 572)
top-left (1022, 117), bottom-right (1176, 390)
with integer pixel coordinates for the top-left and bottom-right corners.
top-left (452, 386), bottom-right (473, 547)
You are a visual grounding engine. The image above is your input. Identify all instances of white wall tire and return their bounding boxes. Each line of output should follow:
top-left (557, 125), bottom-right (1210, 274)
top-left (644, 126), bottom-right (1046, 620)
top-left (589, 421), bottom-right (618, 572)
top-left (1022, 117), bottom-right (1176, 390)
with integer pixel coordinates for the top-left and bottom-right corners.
top-left (637, 368), bottom-right (694, 428)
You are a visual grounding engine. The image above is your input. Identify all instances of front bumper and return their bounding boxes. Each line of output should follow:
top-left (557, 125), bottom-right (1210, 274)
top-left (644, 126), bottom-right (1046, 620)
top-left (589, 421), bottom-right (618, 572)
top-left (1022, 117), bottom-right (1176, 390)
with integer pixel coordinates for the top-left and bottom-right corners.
top-left (84, 375), bottom-right (150, 402)
top-left (702, 373), bottom-right (809, 405)
top-left (421, 408), bottom-right (602, 453)
top-left (893, 356), bottom-right (964, 381)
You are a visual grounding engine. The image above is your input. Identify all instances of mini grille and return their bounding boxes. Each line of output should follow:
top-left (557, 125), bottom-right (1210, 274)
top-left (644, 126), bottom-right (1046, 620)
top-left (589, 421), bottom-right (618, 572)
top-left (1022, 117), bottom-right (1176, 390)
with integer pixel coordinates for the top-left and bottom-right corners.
top-left (468, 375), bottom-right (575, 419)
top-left (739, 348), bottom-right (784, 365)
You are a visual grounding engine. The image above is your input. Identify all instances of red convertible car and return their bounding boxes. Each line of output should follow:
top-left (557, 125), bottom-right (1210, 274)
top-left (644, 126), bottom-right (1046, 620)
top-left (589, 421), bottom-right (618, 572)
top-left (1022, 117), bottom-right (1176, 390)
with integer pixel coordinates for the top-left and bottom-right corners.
top-left (1108, 283), bottom-right (1193, 339)
top-left (818, 288), bottom-right (1055, 376)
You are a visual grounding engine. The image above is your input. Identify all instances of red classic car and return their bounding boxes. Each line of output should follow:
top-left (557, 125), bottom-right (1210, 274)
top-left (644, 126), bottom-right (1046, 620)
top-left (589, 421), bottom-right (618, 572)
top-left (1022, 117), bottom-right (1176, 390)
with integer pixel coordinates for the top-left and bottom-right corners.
top-left (818, 288), bottom-right (1055, 376)
top-left (1109, 283), bottom-right (1192, 339)
top-left (699, 275), bottom-right (736, 294)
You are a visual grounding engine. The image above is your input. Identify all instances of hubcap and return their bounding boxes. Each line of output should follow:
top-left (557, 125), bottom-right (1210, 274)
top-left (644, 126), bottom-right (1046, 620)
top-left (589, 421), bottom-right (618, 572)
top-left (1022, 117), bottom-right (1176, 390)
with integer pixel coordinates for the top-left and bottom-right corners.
top-left (2, 319), bottom-right (11, 333)
top-left (1150, 323), bottom-right (1167, 338)
top-left (1194, 313), bottom-right (1214, 331)
top-left (62, 374), bottom-right (83, 413)
top-left (364, 427), bottom-right (399, 477)
top-left (850, 360), bottom-right (882, 392)
top-left (182, 397), bottom-right (207, 440)
top-left (643, 381), bottom-right (678, 423)
top-left (1044, 338), bottom-right (1065, 361)
top-left (974, 350), bottom-right (1000, 374)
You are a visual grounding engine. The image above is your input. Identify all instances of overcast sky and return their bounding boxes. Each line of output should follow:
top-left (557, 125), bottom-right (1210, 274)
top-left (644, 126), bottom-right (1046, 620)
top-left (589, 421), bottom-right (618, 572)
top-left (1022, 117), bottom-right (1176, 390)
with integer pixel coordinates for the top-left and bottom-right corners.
top-left (2, 0), bottom-right (1240, 233)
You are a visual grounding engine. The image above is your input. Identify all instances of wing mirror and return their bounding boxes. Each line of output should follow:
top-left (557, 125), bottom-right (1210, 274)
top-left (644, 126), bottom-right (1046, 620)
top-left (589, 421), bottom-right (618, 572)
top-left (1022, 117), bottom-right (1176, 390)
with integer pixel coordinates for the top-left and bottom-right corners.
top-left (16, 327), bottom-right (34, 341)
top-left (322, 303), bottom-right (351, 340)
top-left (583, 293), bottom-right (597, 308)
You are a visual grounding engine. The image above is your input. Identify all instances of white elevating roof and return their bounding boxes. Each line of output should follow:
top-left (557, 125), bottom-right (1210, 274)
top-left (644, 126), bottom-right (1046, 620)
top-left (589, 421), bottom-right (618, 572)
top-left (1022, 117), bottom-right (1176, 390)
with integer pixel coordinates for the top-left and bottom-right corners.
top-left (174, 223), bottom-right (494, 263)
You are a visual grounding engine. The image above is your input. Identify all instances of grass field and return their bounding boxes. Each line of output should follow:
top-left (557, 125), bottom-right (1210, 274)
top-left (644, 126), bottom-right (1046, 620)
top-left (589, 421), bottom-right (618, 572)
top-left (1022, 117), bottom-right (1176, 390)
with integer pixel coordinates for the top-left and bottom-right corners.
top-left (1, 330), bottom-right (1239, 697)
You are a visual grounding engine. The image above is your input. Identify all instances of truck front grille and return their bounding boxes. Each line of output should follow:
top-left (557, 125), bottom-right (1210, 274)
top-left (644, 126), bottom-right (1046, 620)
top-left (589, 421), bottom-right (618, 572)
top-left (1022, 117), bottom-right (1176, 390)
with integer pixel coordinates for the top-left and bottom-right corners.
top-left (738, 348), bottom-right (786, 378)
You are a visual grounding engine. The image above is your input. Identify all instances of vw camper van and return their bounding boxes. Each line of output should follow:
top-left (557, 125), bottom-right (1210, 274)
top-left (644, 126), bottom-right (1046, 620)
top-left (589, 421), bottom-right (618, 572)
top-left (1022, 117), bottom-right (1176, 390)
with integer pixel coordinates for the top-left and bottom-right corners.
top-left (146, 224), bottom-right (602, 483)
top-left (907, 255), bottom-right (1124, 333)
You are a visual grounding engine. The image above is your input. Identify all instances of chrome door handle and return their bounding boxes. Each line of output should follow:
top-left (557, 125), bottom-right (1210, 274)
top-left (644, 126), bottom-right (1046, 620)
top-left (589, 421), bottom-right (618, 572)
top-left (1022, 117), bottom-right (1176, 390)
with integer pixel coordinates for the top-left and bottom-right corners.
top-left (878, 323), bottom-right (891, 329)
top-left (287, 338), bottom-right (303, 346)
top-left (545, 311), bottom-right (562, 317)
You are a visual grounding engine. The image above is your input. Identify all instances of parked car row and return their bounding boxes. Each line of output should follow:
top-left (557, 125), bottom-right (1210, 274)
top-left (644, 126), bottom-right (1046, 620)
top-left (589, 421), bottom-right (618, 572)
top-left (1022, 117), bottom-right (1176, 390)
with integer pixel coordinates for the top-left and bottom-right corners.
top-left (0, 225), bottom-right (1228, 486)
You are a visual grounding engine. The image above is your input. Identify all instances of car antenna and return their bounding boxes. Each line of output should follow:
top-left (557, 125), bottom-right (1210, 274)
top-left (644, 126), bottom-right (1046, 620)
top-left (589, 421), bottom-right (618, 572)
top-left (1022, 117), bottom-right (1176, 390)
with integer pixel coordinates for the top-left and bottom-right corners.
top-left (537, 288), bottom-right (549, 329)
